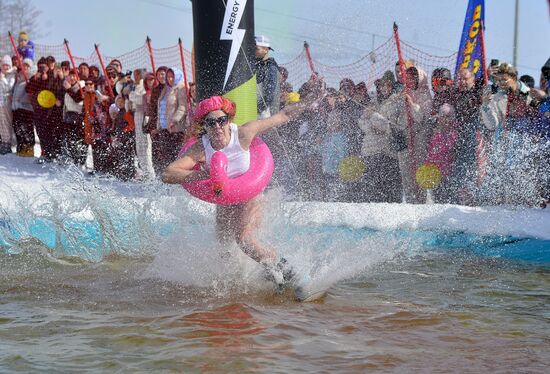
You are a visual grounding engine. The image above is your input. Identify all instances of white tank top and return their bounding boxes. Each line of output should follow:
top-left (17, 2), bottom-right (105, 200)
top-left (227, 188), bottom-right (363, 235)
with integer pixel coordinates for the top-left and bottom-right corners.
top-left (202, 123), bottom-right (251, 178)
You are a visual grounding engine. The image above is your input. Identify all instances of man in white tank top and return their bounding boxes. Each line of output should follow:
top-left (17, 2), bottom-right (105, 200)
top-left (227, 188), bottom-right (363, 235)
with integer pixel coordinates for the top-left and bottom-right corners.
top-left (162, 96), bottom-right (315, 289)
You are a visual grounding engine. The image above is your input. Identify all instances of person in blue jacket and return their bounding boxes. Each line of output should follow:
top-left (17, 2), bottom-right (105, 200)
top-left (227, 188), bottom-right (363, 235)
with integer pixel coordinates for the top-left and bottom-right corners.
top-left (17, 32), bottom-right (35, 61)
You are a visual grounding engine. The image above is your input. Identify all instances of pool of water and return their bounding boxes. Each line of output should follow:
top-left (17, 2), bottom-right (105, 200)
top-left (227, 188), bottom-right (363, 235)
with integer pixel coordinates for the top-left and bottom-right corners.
top-left (1, 175), bottom-right (549, 372)
top-left (1, 247), bottom-right (548, 372)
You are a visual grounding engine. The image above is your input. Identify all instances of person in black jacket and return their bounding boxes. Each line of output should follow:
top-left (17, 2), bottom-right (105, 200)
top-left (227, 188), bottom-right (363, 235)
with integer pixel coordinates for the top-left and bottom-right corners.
top-left (255, 35), bottom-right (289, 189)
top-left (254, 35), bottom-right (280, 119)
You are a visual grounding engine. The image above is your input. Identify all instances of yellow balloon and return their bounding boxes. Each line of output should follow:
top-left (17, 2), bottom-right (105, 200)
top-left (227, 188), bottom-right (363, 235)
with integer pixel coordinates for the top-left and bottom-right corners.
top-left (339, 156), bottom-right (366, 181)
top-left (287, 92), bottom-right (300, 103)
top-left (37, 90), bottom-right (56, 109)
top-left (416, 163), bottom-right (442, 189)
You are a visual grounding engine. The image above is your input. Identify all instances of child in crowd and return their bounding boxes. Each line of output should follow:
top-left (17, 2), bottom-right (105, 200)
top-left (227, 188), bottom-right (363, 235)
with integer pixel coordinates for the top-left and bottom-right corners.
top-left (426, 103), bottom-right (459, 203)
top-left (17, 32), bottom-right (35, 61)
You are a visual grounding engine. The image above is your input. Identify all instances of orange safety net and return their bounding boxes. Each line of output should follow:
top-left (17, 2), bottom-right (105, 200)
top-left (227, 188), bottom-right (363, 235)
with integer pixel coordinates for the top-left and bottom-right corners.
top-left (0, 34), bottom-right (457, 92)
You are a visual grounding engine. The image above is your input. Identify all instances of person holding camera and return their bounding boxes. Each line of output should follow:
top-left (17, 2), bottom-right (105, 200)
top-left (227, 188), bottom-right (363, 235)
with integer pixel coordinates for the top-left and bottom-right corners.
top-left (110, 95), bottom-right (136, 181)
top-left (62, 68), bottom-right (87, 167)
top-left (365, 63), bottom-right (432, 204)
top-left (480, 62), bottom-right (541, 205)
top-left (358, 71), bottom-right (403, 203)
top-left (46, 63), bottom-right (68, 161)
top-left (88, 80), bottom-right (115, 175)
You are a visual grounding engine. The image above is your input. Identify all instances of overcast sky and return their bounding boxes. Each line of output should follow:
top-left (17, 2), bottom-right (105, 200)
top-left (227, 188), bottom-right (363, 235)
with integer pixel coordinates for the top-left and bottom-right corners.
top-left (32, 0), bottom-right (549, 80)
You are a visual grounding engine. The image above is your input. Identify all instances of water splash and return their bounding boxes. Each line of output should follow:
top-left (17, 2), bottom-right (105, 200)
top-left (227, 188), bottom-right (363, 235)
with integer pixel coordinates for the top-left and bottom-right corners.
top-left (1, 163), bottom-right (548, 301)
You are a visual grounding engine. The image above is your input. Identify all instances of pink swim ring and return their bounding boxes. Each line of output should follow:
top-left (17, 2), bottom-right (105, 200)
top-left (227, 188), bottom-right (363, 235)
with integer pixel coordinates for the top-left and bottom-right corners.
top-left (179, 137), bottom-right (274, 205)
top-left (178, 96), bottom-right (274, 205)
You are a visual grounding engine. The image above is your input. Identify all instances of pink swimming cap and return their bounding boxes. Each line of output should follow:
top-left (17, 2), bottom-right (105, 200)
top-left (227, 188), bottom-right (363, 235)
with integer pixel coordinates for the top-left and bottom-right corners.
top-left (193, 96), bottom-right (236, 122)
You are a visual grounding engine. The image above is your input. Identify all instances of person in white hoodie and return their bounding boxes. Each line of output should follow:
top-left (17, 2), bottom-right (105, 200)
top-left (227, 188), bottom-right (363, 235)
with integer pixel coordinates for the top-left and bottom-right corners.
top-left (358, 71), bottom-right (402, 202)
top-left (62, 68), bottom-right (86, 166)
top-left (0, 55), bottom-right (16, 154)
top-left (152, 67), bottom-right (188, 175)
top-left (128, 69), bottom-right (154, 179)
top-left (12, 58), bottom-right (35, 157)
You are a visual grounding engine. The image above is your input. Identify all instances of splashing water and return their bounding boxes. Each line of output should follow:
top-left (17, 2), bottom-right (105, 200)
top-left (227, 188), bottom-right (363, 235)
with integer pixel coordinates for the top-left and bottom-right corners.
top-left (0, 163), bottom-right (411, 299)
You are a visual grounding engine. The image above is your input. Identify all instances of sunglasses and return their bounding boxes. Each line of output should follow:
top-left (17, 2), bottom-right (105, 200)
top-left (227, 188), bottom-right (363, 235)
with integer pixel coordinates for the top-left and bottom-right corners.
top-left (19, 39), bottom-right (28, 42)
top-left (432, 78), bottom-right (453, 87)
top-left (204, 115), bottom-right (228, 128)
top-left (85, 82), bottom-right (94, 86)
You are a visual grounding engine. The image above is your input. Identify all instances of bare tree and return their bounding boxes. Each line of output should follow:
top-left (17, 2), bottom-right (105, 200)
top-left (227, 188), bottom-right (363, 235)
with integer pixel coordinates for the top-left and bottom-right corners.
top-left (8, 0), bottom-right (43, 36)
top-left (0, 0), bottom-right (45, 38)
top-left (0, 0), bottom-right (46, 55)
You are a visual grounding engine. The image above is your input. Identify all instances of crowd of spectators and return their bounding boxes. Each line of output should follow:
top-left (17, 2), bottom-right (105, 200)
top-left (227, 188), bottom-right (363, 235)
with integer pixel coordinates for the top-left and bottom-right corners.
top-left (1, 32), bottom-right (196, 182)
top-left (0, 32), bottom-right (549, 207)
top-left (276, 58), bottom-right (550, 207)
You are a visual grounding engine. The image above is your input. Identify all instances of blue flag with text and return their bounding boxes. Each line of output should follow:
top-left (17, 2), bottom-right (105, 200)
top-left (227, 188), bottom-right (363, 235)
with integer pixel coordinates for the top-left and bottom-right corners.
top-left (455, 0), bottom-right (485, 78)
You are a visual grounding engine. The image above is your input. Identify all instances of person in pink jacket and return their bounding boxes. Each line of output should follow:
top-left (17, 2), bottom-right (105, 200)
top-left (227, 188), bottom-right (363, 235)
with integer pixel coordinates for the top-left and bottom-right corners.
top-left (426, 103), bottom-right (459, 203)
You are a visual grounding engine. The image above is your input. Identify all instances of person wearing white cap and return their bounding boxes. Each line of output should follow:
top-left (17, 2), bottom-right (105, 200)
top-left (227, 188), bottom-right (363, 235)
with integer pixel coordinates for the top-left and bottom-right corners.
top-left (12, 58), bottom-right (35, 157)
top-left (0, 55), bottom-right (16, 154)
top-left (254, 35), bottom-right (280, 118)
top-left (255, 35), bottom-right (290, 190)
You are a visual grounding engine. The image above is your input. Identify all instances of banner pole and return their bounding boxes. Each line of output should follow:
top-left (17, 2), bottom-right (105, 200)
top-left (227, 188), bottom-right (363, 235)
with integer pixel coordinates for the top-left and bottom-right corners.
top-left (94, 44), bottom-right (115, 97)
top-left (146, 36), bottom-right (157, 85)
top-left (393, 23), bottom-right (416, 177)
top-left (479, 20), bottom-right (488, 86)
top-left (304, 41), bottom-right (316, 74)
top-left (64, 39), bottom-right (85, 99)
top-left (178, 37), bottom-right (192, 115)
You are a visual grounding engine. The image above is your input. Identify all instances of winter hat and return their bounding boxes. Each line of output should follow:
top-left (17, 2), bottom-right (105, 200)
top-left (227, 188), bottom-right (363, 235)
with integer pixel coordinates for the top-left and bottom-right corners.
top-left (519, 74), bottom-right (535, 89)
top-left (109, 103), bottom-right (120, 119)
top-left (22, 58), bottom-right (33, 67)
top-left (89, 65), bottom-right (100, 76)
top-left (540, 58), bottom-right (550, 80)
top-left (375, 70), bottom-right (396, 87)
top-left (1, 55), bottom-right (12, 67)
top-left (193, 96), bottom-right (236, 123)
top-left (432, 68), bottom-right (452, 81)
top-left (395, 59), bottom-right (415, 70)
